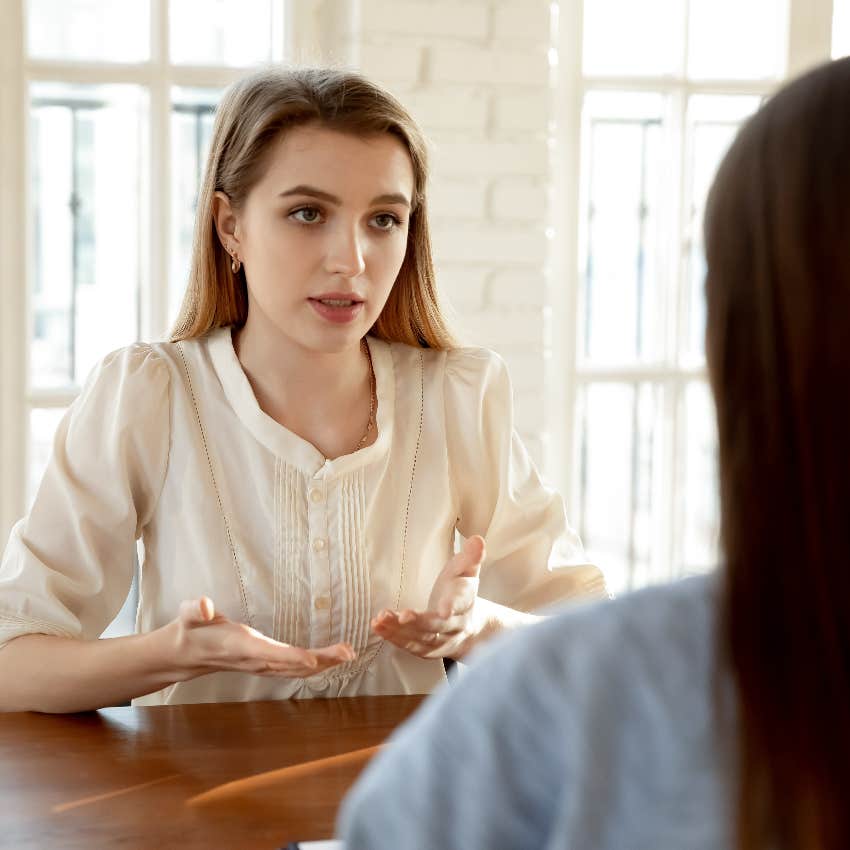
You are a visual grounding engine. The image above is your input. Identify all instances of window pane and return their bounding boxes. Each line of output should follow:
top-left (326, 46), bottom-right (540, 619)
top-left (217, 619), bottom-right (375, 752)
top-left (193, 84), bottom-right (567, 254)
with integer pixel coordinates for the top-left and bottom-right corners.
top-left (170, 87), bottom-right (221, 326)
top-left (28, 408), bottom-right (67, 506)
top-left (30, 83), bottom-right (145, 390)
top-left (579, 92), bottom-right (669, 366)
top-left (834, 0), bottom-right (850, 58)
top-left (681, 95), bottom-right (761, 365)
top-left (27, 0), bottom-right (150, 63)
top-left (677, 382), bottom-right (719, 573)
top-left (687, 0), bottom-right (788, 80)
top-left (583, 0), bottom-right (685, 77)
top-left (170, 0), bottom-right (276, 66)
top-left (574, 382), bottom-right (664, 594)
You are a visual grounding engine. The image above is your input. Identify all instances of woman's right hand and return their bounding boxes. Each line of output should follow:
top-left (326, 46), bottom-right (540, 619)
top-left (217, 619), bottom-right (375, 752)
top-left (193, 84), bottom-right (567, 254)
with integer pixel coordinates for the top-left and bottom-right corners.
top-left (170, 597), bottom-right (355, 680)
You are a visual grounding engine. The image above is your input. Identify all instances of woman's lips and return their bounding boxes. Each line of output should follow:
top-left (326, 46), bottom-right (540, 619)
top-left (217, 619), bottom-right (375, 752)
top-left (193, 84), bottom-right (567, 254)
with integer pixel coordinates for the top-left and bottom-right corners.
top-left (308, 297), bottom-right (365, 324)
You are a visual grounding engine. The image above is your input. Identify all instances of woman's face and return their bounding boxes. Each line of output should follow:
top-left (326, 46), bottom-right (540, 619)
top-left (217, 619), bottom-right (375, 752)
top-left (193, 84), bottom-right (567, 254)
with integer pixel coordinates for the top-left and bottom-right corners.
top-left (220, 124), bottom-right (414, 354)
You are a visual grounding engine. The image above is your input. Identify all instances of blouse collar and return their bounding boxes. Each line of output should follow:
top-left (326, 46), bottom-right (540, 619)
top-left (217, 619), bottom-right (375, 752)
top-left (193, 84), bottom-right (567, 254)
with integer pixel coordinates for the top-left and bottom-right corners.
top-left (206, 326), bottom-right (395, 479)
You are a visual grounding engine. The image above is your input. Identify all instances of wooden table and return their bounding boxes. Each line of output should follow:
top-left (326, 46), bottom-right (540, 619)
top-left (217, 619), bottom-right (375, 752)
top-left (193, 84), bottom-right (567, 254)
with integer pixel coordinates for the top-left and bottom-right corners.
top-left (0, 695), bottom-right (425, 849)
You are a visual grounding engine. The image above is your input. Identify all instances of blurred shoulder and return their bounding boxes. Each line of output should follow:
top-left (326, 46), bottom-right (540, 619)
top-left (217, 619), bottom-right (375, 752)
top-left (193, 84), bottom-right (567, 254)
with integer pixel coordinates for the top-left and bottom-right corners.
top-left (466, 572), bottom-right (721, 731)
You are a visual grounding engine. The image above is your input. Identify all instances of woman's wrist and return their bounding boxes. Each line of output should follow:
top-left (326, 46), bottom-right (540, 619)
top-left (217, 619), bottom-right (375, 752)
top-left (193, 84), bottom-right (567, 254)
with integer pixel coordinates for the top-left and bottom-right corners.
top-left (142, 619), bottom-right (204, 683)
top-left (448, 597), bottom-right (541, 661)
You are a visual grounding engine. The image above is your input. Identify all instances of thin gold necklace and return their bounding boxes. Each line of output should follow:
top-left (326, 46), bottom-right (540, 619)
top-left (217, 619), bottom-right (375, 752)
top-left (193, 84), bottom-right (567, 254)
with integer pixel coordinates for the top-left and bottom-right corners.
top-left (351, 339), bottom-right (375, 454)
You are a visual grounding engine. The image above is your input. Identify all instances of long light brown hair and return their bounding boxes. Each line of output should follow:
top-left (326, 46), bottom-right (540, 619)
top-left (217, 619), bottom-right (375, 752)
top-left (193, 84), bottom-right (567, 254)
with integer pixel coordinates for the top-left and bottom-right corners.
top-left (704, 57), bottom-right (850, 850)
top-left (171, 66), bottom-right (457, 349)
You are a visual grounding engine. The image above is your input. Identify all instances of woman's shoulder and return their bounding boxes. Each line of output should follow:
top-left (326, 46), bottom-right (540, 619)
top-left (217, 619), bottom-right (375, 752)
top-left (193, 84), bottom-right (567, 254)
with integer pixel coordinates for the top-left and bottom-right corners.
top-left (138, 328), bottom-right (228, 375)
top-left (444, 345), bottom-right (506, 378)
top-left (378, 338), bottom-right (506, 385)
top-left (87, 340), bottom-right (170, 386)
top-left (78, 333), bottom-right (230, 407)
top-left (65, 341), bottom-right (173, 437)
top-left (88, 337), bottom-right (215, 394)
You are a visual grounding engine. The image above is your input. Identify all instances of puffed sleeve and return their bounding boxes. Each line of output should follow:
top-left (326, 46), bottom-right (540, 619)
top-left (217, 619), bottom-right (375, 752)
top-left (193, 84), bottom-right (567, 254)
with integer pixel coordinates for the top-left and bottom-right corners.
top-left (445, 348), bottom-right (606, 612)
top-left (0, 344), bottom-right (171, 648)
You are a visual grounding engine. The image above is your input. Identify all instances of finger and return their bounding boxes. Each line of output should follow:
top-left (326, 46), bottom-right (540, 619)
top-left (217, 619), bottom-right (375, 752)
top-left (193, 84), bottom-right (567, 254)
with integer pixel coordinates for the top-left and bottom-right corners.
top-left (397, 608), bottom-right (465, 630)
top-left (258, 658), bottom-right (344, 678)
top-left (404, 640), bottom-right (442, 657)
top-left (263, 642), bottom-right (355, 671)
top-left (377, 608), bottom-right (464, 633)
top-left (377, 610), bottom-right (465, 636)
top-left (372, 619), bottom-right (464, 651)
top-left (381, 633), bottom-right (440, 657)
top-left (380, 631), bottom-right (460, 660)
top-left (371, 610), bottom-right (400, 630)
top-left (198, 596), bottom-right (215, 621)
top-left (256, 644), bottom-right (357, 678)
top-left (446, 535), bottom-right (486, 579)
top-left (372, 609), bottom-right (395, 623)
top-left (179, 597), bottom-right (216, 624)
top-left (311, 643), bottom-right (357, 663)
top-left (462, 535), bottom-right (486, 570)
top-left (435, 577), bottom-right (479, 619)
top-left (233, 631), bottom-right (319, 669)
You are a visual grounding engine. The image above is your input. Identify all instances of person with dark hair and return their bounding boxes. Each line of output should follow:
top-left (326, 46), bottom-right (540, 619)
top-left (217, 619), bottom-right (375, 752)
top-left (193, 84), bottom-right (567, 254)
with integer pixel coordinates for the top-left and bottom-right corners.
top-left (339, 56), bottom-right (850, 850)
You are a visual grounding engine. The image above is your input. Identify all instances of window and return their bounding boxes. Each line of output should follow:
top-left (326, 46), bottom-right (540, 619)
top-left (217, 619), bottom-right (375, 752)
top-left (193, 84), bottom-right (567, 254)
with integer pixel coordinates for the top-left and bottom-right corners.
top-left (559, 0), bottom-right (837, 594)
top-left (0, 0), bottom-right (287, 530)
top-left (30, 83), bottom-right (145, 392)
top-left (170, 87), bottom-right (220, 321)
top-left (0, 0), bottom-right (287, 633)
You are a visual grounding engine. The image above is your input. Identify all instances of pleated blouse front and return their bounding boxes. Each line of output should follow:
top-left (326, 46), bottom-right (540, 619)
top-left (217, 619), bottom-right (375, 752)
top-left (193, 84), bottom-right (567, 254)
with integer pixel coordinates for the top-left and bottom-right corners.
top-left (0, 327), bottom-right (589, 705)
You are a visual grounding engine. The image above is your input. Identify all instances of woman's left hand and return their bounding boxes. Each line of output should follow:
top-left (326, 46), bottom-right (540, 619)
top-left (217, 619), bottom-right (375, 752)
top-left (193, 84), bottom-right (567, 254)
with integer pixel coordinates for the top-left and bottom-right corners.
top-left (370, 535), bottom-right (486, 660)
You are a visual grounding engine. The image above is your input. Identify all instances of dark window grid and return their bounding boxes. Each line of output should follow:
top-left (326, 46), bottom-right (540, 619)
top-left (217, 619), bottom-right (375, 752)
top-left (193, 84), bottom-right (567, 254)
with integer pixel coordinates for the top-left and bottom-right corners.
top-left (31, 96), bottom-right (105, 384)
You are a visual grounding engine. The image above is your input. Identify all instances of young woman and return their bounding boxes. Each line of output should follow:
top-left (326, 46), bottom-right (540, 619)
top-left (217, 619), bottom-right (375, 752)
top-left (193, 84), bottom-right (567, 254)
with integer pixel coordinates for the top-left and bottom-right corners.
top-left (339, 57), bottom-right (850, 850)
top-left (0, 67), bottom-right (601, 713)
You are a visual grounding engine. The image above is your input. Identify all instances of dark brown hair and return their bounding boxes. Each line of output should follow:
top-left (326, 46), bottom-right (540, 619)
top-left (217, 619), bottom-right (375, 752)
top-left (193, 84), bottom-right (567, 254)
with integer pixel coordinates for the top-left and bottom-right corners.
top-left (704, 57), bottom-right (850, 850)
top-left (171, 66), bottom-right (457, 349)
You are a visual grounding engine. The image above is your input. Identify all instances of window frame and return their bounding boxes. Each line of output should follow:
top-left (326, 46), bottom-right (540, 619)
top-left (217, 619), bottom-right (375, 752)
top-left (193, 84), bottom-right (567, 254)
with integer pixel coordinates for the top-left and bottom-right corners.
top-left (0, 0), bottom-right (291, 542)
top-left (551, 0), bottom-right (837, 587)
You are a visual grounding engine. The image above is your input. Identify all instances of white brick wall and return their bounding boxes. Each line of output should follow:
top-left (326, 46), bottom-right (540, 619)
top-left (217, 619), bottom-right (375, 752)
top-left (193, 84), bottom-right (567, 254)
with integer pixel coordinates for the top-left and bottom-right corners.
top-left (360, 1), bottom-right (489, 40)
top-left (340, 0), bottom-right (555, 475)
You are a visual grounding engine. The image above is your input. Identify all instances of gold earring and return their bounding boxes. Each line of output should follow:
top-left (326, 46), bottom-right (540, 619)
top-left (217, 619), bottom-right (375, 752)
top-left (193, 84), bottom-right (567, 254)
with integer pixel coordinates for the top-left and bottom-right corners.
top-left (229, 247), bottom-right (241, 274)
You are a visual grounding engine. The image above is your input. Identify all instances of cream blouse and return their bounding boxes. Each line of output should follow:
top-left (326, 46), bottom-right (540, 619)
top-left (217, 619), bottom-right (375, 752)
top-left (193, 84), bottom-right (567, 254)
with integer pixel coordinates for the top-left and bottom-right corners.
top-left (0, 328), bottom-right (590, 705)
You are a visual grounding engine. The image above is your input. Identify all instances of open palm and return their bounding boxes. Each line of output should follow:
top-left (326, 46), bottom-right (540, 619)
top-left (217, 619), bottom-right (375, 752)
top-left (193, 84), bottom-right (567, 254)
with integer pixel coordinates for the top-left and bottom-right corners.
top-left (370, 536), bottom-right (486, 659)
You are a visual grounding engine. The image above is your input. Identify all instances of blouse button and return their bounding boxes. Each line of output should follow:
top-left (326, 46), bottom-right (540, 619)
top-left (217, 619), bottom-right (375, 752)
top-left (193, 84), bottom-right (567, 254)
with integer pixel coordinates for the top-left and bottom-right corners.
top-left (314, 595), bottom-right (331, 611)
top-left (309, 488), bottom-right (324, 503)
top-left (312, 537), bottom-right (327, 553)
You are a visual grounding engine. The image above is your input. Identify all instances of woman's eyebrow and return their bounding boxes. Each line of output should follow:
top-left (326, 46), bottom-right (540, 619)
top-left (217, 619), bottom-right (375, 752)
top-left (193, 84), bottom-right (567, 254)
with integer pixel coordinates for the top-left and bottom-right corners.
top-left (371, 192), bottom-right (410, 208)
top-left (278, 185), bottom-right (410, 207)
top-left (279, 185), bottom-right (340, 203)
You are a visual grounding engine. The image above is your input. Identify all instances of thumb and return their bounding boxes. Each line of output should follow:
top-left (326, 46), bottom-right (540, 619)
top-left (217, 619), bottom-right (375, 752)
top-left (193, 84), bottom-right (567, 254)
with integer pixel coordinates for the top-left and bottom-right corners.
top-left (180, 596), bottom-right (216, 624)
top-left (452, 535), bottom-right (486, 579)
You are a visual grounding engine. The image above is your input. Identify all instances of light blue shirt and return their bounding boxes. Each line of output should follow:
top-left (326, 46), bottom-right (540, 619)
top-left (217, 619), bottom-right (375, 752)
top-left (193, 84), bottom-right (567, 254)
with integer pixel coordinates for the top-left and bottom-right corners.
top-left (339, 574), bottom-right (734, 850)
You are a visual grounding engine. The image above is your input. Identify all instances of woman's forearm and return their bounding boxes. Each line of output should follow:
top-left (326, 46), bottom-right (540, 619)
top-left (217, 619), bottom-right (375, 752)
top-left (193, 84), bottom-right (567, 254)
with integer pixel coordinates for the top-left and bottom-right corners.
top-left (0, 625), bottom-right (186, 713)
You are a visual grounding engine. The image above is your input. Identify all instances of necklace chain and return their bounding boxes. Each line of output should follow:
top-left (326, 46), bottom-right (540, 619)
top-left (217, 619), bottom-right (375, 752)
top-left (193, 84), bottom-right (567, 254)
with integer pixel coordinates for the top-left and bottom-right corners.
top-left (352, 339), bottom-right (375, 454)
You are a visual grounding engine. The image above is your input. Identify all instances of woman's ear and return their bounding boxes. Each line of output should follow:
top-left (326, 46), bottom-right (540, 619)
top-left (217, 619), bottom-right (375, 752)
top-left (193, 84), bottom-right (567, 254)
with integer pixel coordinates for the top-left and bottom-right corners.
top-left (212, 191), bottom-right (240, 255)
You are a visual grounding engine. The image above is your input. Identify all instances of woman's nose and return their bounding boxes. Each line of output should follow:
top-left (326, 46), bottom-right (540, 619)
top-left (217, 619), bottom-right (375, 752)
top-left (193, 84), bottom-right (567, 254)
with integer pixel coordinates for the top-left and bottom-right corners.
top-left (324, 225), bottom-right (366, 278)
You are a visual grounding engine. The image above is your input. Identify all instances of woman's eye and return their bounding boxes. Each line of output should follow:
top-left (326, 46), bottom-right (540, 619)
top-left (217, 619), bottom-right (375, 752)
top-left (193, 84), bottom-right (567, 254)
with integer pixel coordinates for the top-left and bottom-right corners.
top-left (291, 207), bottom-right (322, 224)
top-left (372, 213), bottom-right (400, 231)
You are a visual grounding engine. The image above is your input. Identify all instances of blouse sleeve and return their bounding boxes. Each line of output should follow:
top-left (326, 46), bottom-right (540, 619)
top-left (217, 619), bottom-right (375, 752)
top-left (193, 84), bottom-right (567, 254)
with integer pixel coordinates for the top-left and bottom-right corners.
top-left (0, 344), bottom-right (171, 648)
top-left (445, 348), bottom-right (604, 612)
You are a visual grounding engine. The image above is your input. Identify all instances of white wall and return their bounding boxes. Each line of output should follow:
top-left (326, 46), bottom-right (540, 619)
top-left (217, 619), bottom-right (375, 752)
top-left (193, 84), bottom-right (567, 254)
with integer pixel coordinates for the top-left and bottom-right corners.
top-left (293, 0), bottom-right (558, 477)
